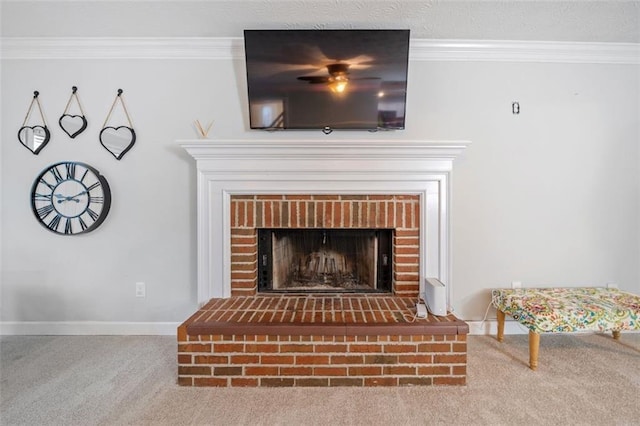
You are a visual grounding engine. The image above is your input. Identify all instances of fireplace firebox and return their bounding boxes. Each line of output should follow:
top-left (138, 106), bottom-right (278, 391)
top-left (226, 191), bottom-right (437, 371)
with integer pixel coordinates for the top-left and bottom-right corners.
top-left (258, 228), bottom-right (393, 293)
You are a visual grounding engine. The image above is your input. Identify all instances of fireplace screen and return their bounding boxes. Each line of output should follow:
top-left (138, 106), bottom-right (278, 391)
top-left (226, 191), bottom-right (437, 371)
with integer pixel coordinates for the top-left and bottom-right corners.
top-left (258, 229), bottom-right (392, 292)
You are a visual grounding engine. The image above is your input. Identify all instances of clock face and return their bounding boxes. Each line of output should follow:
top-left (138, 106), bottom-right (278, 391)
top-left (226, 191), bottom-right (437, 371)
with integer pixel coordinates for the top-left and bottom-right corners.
top-left (30, 162), bottom-right (111, 235)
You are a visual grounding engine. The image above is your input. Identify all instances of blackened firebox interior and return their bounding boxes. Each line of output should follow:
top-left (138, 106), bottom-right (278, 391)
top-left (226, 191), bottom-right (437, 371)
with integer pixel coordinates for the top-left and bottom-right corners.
top-left (258, 229), bottom-right (392, 292)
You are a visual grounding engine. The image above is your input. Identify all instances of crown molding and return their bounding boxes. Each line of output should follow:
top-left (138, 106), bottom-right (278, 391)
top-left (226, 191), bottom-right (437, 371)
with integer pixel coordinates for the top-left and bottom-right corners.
top-left (410, 39), bottom-right (640, 65)
top-left (1, 37), bottom-right (638, 64)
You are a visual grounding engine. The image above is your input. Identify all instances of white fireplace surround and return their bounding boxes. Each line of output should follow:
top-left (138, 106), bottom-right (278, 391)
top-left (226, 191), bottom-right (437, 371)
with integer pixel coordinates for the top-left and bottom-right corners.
top-left (180, 139), bottom-right (469, 306)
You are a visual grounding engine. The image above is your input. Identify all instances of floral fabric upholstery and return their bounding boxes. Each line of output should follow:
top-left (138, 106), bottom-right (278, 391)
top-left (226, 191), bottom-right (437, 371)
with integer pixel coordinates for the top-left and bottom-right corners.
top-left (492, 287), bottom-right (640, 334)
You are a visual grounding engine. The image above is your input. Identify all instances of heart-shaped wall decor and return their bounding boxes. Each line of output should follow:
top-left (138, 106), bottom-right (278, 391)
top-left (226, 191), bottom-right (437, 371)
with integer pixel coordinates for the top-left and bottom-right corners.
top-left (18, 125), bottom-right (50, 155)
top-left (99, 126), bottom-right (136, 160)
top-left (59, 114), bottom-right (87, 139)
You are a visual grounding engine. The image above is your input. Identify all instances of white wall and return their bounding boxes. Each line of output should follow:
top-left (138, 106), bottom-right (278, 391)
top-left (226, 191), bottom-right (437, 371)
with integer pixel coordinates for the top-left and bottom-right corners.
top-left (1, 2), bottom-right (639, 332)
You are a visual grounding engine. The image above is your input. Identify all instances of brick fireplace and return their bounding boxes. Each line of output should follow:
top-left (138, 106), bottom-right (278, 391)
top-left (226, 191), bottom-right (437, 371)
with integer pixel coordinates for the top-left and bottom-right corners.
top-left (231, 194), bottom-right (420, 296)
top-left (178, 139), bottom-right (470, 387)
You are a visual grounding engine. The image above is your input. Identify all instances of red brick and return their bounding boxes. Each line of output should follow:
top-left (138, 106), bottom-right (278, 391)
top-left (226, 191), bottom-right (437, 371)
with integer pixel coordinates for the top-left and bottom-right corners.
top-left (434, 354), bottom-right (466, 364)
top-left (452, 365), bottom-right (467, 375)
top-left (452, 343), bottom-right (467, 353)
top-left (213, 343), bottom-right (244, 353)
top-left (433, 376), bottom-right (466, 385)
top-left (177, 377), bottom-right (193, 386)
top-left (230, 355), bottom-right (259, 364)
top-left (230, 378), bottom-right (258, 387)
top-left (314, 344), bottom-right (348, 353)
top-left (395, 229), bottom-right (419, 237)
top-left (178, 343), bottom-right (212, 353)
top-left (417, 366), bottom-right (451, 376)
top-left (231, 281), bottom-right (256, 289)
top-left (194, 377), bottom-right (227, 387)
top-left (213, 366), bottom-right (243, 376)
top-left (313, 367), bottom-right (348, 376)
top-left (383, 366), bottom-right (416, 375)
top-left (329, 378), bottom-right (363, 386)
top-left (194, 355), bottom-right (228, 364)
top-left (399, 377), bottom-right (433, 386)
top-left (383, 344), bottom-right (417, 353)
top-left (296, 355), bottom-right (330, 365)
top-left (295, 378), bottom-right (329, 387)
top-left (348, 366), bottom-right (382, 376)
top-left (396, 246), bottom-right (419, 255)
top-left (178, 354), bottom-right (192, 364)
top-left (261, 355), bottom-right (295, 364)
top-left (349, 344), bottom-right (383, 353)
top-left (280, 366), bottom-right (313, 376)
top-left (331, 355), bottom-right (364, 364)
top-left (279, 344), bottom-right (314, 353)
top-left (398, 354), bottom-right (433, 364)
top-left (245, 366), bottom-right (279, 376)
top-left (256, 195), bottom-right (283, 200)
top-left (178, 366), bottom-right (211, 375)
top-left (284, 195), bottom-right (313, 200)
top-left (365, 377), bottom-right (398, 386)
top-left (417, 343), bottom-right (452, 353)
top-left (244, 344), bottom-right (279, 353)
top-left (333, 202), bottom-right (342, 227)
top-left (261, 378), bottom-right (295, 387)
top-left (177, 326), bottom-right (188, 342)
top-left (364, 355), bottom-right (398, 364)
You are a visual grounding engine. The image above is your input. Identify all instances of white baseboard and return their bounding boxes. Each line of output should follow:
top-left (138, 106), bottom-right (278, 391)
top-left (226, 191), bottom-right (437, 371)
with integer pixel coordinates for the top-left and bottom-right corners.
top-left (466, 320), bottom-right (529, 336)
top-left (0, 321), bottom-right (180, 336)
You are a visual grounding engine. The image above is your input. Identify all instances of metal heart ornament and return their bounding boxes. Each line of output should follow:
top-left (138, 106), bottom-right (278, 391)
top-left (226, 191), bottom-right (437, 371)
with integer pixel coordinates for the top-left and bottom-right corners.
top-left (18, 125), bottom-right (51, 155)
top-left (99, 126), bottom-right (136, 160)
top-left (59, 114), bottom-right (87, 139)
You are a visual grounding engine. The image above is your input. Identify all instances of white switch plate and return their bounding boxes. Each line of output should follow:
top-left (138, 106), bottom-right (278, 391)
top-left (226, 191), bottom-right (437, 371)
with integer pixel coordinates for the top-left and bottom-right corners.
top-left (511, 281), bottom-right (522, 289)
top-left (135, 282), bottom-right (146, 297)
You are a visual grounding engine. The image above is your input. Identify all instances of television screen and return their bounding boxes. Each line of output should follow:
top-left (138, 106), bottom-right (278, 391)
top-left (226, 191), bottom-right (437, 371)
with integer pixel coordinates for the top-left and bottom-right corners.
top-left (244, 29), bottom-right (410, 131)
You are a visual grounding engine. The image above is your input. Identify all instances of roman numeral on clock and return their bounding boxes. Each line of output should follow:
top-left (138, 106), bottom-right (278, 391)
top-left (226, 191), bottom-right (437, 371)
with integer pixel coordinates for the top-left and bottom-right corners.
top-left (34, 193), bottom-right (52, 201)
top-left (65, 162), bottom-right (76, 179)
top-left (47, 213), bottom-right (62, 231)
top-left (86, 181), bottom-right (101, 192)
top-left (36, 204), bottom-right (55, 219)
top-left (87, 207), bottom-right (99, 221)
top-left (50, 166), bottom-right (64, 183)
top-left (64, 218), bottom-right (72, 235)
top-left (39, 177), bottom-right (56, 191)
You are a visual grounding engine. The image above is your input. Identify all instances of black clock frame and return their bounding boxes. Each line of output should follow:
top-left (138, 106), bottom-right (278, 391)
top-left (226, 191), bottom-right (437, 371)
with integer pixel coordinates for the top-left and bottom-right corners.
top-left (30, 161), bottom-right (112, 235)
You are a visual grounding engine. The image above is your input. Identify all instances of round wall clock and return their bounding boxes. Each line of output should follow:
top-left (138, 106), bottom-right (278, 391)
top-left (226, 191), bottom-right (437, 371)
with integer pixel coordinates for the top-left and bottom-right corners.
top-left (30, 162), bottom-right (111, 235)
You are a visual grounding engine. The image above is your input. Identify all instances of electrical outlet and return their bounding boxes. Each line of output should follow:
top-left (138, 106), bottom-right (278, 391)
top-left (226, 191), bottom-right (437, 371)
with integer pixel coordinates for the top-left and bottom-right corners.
top-left (511, 281), bottom-right (522, 289)
top-left (135, 282), bottom-right (146, 298)
top-left (606, 282), bottom-right (618, 289)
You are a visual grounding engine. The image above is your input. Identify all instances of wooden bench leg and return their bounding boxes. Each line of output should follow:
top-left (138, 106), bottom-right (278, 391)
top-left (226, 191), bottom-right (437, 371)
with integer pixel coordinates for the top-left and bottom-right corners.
top-left (612, 330), bottom-right (621, 340)
top-left (529, 331), bottom-right (540, 371)
top-left (497, 310), bottom-right (505, 342)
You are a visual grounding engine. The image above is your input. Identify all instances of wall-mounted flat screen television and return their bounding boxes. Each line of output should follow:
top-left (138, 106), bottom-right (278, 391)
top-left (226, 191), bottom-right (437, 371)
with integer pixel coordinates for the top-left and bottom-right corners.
top-left (244, 29), bottom-right (410, 131)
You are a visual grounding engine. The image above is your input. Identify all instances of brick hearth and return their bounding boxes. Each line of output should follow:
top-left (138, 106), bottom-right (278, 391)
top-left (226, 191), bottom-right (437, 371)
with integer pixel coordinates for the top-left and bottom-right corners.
top-left (177, 294), bottom-right (468, 387)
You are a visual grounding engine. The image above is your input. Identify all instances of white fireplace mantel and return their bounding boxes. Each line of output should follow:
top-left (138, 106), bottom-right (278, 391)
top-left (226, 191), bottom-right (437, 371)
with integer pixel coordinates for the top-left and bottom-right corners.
top-left (180, 139), bottom-right (470, 305)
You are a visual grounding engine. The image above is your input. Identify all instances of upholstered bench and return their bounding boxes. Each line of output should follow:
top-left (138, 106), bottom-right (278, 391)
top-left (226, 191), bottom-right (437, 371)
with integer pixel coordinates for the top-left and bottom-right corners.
top-left (492, 287), bottom-right (640, 370)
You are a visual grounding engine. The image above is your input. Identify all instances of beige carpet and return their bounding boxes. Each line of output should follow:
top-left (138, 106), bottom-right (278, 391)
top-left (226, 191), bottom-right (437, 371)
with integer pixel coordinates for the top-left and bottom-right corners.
top-left (1, 333), bottom-right (639, 425)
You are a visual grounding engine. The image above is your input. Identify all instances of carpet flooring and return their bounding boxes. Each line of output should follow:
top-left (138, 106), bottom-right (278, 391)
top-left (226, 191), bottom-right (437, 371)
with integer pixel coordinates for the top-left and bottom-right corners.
top-left (1, 333), bottom-right (639, 425)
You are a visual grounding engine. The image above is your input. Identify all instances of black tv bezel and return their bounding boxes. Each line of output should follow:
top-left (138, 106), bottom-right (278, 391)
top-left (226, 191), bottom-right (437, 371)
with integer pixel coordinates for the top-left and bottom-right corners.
top-left (243, 29), bottom-right (410, 132)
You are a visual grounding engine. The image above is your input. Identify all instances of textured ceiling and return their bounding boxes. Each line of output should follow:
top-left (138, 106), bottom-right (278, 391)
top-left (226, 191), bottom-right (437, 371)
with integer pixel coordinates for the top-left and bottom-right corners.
top-left (1, 0), bottom-right (639, 42)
